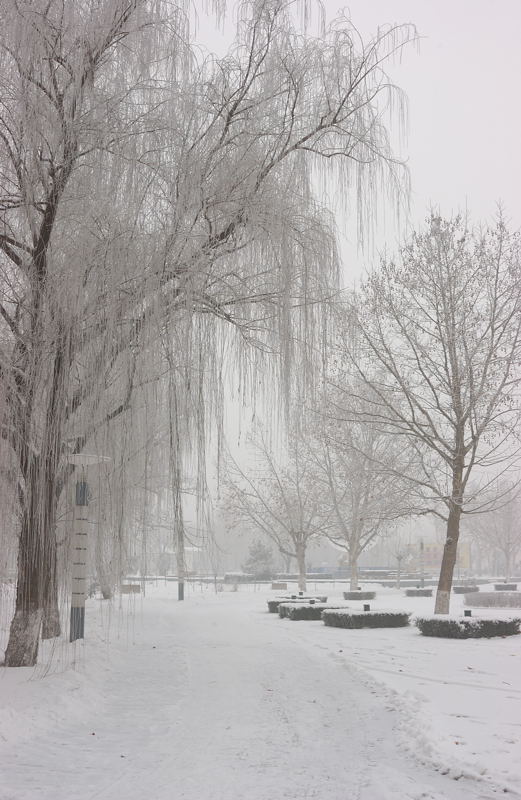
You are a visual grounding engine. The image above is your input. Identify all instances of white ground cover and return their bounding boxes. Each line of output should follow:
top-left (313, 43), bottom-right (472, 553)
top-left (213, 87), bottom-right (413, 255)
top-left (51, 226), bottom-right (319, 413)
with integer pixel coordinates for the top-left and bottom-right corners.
top-left (0, 580), bottom-right (519, 799)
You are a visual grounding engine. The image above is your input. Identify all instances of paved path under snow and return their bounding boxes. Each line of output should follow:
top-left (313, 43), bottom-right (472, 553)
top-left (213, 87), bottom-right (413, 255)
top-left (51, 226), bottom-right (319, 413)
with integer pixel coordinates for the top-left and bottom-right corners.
top-left (0, 592), bottom-right (509, 799)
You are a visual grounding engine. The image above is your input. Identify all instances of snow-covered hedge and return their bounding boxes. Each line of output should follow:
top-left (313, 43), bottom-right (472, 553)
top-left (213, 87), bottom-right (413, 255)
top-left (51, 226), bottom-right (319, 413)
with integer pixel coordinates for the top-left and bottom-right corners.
top-left (495, 583), bottom-right (518, 591)
top-left (278, 601), bottom-right (316, 619)
top-left (405, 588), bottom-right (432, 597)
top-left (342, 591), bottom-right (376, 601)
top-left (380, 579), bottom-right (438, 588)
top-left (267, 598), bottom-right (307, 613)
top-left (464, 591), bottom-right (521, 608)
top-left (267, 595), bottom-right (327, 613)
top-left (280, 603), bottom-right (350, 621)
top-left (415, 615), bottom-right (521, 639)
top-left (453, 585), bottom-right (479, 594)
top-left (224, 572), bottom-right (255, 583)
top-left (322, 609), bottom-right (410, 629)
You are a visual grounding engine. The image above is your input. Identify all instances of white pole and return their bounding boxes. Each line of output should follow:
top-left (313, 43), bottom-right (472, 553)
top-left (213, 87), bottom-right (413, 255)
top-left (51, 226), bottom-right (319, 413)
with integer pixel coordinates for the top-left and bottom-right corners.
top-left (70, 475), bottom-right (89, 641)
top-left (67, 454), bottom-right (110, 642)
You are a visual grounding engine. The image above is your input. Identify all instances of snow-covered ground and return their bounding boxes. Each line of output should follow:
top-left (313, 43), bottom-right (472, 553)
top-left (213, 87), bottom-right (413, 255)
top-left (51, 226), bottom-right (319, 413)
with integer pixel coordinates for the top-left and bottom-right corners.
top-left (0, 581), bottom-right (520, 799)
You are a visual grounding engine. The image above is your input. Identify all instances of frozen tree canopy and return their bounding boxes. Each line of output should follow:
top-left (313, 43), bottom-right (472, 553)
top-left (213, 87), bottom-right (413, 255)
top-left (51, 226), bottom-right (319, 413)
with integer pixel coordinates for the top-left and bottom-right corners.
top-left (0, 0), bottom-right (415, 665)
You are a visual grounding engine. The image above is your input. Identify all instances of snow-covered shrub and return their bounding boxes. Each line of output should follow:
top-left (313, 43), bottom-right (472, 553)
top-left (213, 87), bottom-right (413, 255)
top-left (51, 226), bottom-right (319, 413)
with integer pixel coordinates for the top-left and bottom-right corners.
top-left (464, 592), bottom-right (521, 608)
top-left (267, 594), bottom-right (328, 613)
top-left (282, 603), bottom-right (350, 621)
top-left (278, 601), bottom-right (311, 618)
top-left (343, 591), bottom-right (376, 601)
top-left (277, 600), bottom-right (328, 618)
top-left (415, 615), bottom-right (520, 638)
top-left (267, 598), bottom-right (305, 613)
top-left (453, 585), bottom-right (479, 594)
top-left (381, 579), bottom-right (438, 588)
top-left (322, 609), bottom-right (410, 628)
top-left (495, 583), bottom-right (518, 591)
top-left (224, 573), bottom-right (255, 584)
top-left (405, 588), bottom-right (432, 597)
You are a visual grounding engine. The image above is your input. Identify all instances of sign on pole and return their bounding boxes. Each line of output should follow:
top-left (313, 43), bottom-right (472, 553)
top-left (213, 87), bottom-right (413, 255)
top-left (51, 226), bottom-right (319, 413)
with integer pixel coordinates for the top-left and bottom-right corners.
top-left (67, 454), bottom-right (110, 643)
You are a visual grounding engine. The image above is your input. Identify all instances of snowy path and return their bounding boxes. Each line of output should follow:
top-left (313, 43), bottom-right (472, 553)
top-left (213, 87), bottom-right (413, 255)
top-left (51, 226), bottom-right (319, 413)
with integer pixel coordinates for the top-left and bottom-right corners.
top-left (0, 592), bottom-right (513, 800)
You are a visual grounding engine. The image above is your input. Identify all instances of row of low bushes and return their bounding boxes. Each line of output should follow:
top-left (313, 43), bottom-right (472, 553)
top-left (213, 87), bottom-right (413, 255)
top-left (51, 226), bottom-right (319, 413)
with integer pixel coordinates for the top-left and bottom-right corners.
top-left (322, 609), bottom-right (411, 628)
top-left (379, 578), bottom-right (507, 588)
top-left (267, 595), bottom-right (327, 613)
top-left (343, 591), bottom-right (375, 601)
top-left (270, 601), bottom-right (520, 637)
top-left (270, 591), bottom-right (521, 613)
top-left (272, 573), bottom-right (333, 581)
top-left (380, 579), bottom-right (439, 588)
top-left (416, 615), bottom-right (521, 639)
top-left (279, 603), bottom-right (350, 620)
top-left (464, 592), bottom-right (521, 608)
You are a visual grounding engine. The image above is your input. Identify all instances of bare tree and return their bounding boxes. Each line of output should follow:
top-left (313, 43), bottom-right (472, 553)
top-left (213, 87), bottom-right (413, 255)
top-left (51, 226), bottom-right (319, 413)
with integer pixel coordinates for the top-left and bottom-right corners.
top-left (222, 434), bottom-right (329, 590)
top-left (302, 379), bottom-right (419, 590)
top-left (387, 531), bottom-right (413, 589)
top-left (346, 214), bottom-right (521, 613)
top-left (471, 485), bottom-right (521, 582)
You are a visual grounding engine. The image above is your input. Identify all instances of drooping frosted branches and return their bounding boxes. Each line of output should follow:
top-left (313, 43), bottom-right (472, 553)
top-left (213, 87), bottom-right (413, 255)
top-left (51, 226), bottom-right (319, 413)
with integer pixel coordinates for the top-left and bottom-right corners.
top-left (0, 0), bottom-right (415, 665)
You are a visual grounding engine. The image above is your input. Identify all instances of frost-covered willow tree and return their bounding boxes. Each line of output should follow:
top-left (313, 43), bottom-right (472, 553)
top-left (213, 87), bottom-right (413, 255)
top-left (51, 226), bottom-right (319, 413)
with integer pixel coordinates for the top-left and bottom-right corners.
top-left (346, 215), bottom-right (521, 613)
top-left (0, 0), bottom-right (172, 667)
top-left (0, 0), bottom-right (414, 666)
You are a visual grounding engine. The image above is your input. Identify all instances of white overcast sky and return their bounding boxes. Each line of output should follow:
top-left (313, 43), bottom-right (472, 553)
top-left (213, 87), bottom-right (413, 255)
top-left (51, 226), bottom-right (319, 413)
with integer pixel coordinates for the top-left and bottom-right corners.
top-left (337, 2), bottom-right (521, 226)
top-left (195, 0), bottom-right (521, 279)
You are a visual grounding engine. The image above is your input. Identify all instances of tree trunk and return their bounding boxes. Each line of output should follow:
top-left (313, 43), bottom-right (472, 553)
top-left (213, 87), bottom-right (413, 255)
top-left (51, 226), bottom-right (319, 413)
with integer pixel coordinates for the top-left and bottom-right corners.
top-left (5, 508), bottom-right (45, 666)
top-left (434, 500), bottom-right (462, 614)
top-left (349, 557), bottom-right (358, 591)
top-left (167, 374), bottom-right (185, 602)
top-left (296, 543), bottom-right (306, 592)
top-left (42, 605), bottom-right (61, 640)
top-left (95, 525), bottom-right (114, 600)
top-left (41, 529), bottom-right (61, 639)
top-left (177, 522), bottom-right (185, 602)
top-left (434, 446), bottom-right (465, 615)
top-left (96, 562), bottom-right (114, 600)
top-left (6, 331), bottom-right (68, 662)
top-left (4, 608), bottom-right (43, 668)
top-left (505, 552), bottom-right (511, 583)
top-left (5, 507), bottom-right (59, 663)
top-left (7, 479), bottom-right (62, 659)
top-left (395, 556), bottom-right (402, 589)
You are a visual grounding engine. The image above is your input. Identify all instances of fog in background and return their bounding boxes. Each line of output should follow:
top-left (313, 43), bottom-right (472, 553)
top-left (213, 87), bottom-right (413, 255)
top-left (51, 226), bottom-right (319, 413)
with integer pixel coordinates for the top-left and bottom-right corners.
top-left (189, 0), bottom-right (521, 572)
